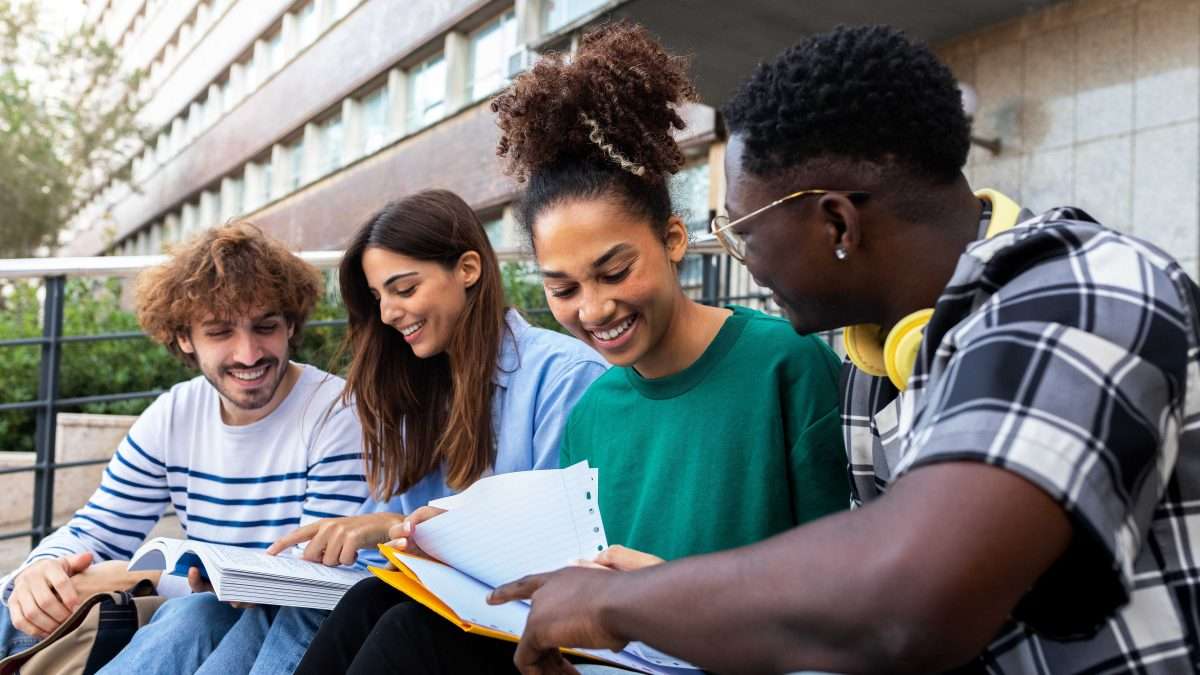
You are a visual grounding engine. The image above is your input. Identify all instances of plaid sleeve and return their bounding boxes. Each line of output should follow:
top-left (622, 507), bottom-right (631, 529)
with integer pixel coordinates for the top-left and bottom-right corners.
top-left (896, 241), bottom-right (1192, 636)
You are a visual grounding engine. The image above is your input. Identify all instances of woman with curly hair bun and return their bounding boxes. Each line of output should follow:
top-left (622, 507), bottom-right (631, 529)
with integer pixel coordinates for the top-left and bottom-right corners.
top-left (296, 20), bottom-right (848, 674)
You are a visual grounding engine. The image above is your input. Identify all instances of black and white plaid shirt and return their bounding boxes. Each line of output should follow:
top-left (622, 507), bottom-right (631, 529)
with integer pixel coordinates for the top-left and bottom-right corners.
top-left (841, 203), bottom-right (1200, 673)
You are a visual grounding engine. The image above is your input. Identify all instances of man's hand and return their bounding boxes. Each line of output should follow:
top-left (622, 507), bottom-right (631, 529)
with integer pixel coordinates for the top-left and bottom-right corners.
top-left (488, 567), bottom-right (629, 675)
top-left (9, 552), bottom-right (93, 638)
top-left (186, 566), bottom-right (214, 594)
top-left (70, 560), bottom-right (160, 598)
top-left (383, 506), bottom-right (446, 559)
top-left (267, 512), bottom-right (405, 566)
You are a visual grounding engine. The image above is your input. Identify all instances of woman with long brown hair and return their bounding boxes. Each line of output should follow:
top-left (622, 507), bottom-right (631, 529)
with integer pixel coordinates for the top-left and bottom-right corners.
top-left (264, 188), bottom-right (606, 674)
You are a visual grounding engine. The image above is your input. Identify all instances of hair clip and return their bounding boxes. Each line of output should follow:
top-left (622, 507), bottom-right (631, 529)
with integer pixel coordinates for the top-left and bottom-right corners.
top-left (579, 113), bottom-right (646, 177)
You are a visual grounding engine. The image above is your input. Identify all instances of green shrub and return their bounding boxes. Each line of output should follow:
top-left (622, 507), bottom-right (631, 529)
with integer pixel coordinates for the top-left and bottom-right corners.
top-left (0, 264), bottom-right (560, 454)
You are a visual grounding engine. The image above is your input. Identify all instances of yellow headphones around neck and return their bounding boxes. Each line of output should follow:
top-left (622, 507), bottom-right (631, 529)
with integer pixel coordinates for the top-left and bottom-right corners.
top-left (842, 189), bottom-right (1022, 390)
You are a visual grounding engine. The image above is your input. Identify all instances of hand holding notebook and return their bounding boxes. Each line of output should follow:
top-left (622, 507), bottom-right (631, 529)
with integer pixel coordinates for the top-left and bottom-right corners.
top-left (369, 461), bottom-right (699, 674)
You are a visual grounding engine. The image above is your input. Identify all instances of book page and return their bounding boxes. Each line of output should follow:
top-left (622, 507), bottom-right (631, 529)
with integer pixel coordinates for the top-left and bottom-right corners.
top-left (415, 462), bottom-right (608, 588)
top-left (195, 541), bottom-right (368, 585)
top-left (127, 536), bottom-right (180, 572)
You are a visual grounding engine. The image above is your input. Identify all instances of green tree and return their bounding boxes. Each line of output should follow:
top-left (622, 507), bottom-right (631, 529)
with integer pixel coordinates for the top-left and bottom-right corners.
top-left (0, 0), bottom-right (145, 257)
top-left (501, 262), bottom-right (563, 333)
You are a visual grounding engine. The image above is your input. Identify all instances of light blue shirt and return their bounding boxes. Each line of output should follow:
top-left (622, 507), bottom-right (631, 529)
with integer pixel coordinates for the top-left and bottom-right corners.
top-left (357, 309), bottom-right (607, 565)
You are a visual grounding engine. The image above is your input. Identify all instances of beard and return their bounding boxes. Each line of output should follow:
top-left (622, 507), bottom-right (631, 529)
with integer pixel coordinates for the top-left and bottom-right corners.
top-left (200, 357), bottom-right (287, 413)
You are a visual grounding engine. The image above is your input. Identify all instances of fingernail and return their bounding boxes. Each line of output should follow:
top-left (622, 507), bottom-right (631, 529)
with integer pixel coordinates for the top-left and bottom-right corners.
top-left (399, 522), bottom-right (411, 534)
top-left (396, 537), bottom-right (407, 549)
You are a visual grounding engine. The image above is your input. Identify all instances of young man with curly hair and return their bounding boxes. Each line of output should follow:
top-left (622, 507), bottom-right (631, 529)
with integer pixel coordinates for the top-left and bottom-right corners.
top-left (492, 24), bottom-right (1200, 674)
top-left (0, 222), bottom-right (369, 671)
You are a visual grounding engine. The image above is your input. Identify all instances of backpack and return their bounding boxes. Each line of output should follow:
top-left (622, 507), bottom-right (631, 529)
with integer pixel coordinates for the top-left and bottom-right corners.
top-left (0, 580), bottom-right (164, 675)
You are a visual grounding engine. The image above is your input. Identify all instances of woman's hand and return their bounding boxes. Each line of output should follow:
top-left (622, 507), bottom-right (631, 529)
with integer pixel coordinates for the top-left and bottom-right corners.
top-left (574, 545), bottom-right (665, 572)
top-left (383, 506), bottom-right (446, 559)
top-left (267, 512), bottom-right (406, 566)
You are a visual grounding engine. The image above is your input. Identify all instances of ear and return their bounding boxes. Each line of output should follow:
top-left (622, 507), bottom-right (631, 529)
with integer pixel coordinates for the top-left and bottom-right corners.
top-left (663, 215), bottom-right (689, 265)
top-left (177, 331), bottom-right (195, 355)
top-left (456, 250), bottom-right (483, 289)
top-left (818, 193), bottom-right (862, 258)
top-left (286, 320), bottom-right (295, 340)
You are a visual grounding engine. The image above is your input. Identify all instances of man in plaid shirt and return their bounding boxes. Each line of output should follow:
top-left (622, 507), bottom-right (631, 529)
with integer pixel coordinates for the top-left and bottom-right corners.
top-left (487, 24), bottom-right (1200, 674)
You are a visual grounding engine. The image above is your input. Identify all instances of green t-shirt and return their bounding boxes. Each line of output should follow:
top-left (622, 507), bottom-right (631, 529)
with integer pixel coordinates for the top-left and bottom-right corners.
top-left (560, 305), bottom-right (847, 561)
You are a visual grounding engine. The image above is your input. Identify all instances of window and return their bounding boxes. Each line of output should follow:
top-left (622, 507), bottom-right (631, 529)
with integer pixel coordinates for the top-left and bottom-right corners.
top-left (361, 85), bottom-right (391, 154)
top-left (670, 161), bottom-right (711, 287)
top-left (195, 2), bottom-right (211, 32)
top-left (225, 66), bottom-right (244, 110)
top-left (468, 11), bottom-right (517, 101)
top-left (186, 104), bottom-right (203, 141)
top-left (245, 52), bottom-right (259, 91)
top-left (265, 31), bottom-right (284, 74)
top-left (319, 114), bottom-right (344, 175)
top-left (246, 160), bottom-right (269, 208)
top-left (287, 138), bottom-right (305, 190)
top-left (407, 54), bottom-right (446, 130)
top-left (262, 160), bottom-right (275, 201)
top-left (178, 22), bottom-right (192, 50)
top-left (296, 2), bottom-right (318, 46)
top-left (155, 132), bottom-right (169, 163)
top-left (205, 87), bottom-right (222, 126)
top-left (542, 0), bottom-right (606, 33)
top-left (169, 118), bottom-right (185, 155)
top-left (181, 203), bottom-right (197, 236)
top-left (332, 0), bottom-right (356, 20)
top-left (481, 216), bottom-right (505, 248)
top-left (227, 175), bottom-right (244, 218)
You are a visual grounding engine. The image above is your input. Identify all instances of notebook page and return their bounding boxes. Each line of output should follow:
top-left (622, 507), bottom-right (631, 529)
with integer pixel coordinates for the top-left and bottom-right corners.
top-left (415, 462), bottom-right (608, 588)
top-left (400, 554), bottom-right (529, 637)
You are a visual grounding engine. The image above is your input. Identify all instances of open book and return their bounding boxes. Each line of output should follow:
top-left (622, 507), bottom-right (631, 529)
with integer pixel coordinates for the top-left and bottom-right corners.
top-left (370, 461), bottom-right (699, 674)
top-left (127, 537), bottom-right (369, 610)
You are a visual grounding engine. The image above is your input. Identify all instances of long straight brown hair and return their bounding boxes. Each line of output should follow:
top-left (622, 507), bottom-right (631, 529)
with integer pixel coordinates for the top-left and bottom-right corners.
top-left (339, 190), bottom-right (507, 500)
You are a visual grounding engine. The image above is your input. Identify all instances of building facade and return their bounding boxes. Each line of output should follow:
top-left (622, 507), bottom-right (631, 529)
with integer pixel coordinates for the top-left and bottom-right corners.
top-left (63, 0), bottom-right (1200, 282)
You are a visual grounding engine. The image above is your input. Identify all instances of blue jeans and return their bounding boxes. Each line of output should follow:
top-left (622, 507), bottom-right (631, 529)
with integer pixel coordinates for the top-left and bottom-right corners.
top-left (0, 605), bottom-right (39, 660)
top-left (97, 593), bottom-right (327, 675)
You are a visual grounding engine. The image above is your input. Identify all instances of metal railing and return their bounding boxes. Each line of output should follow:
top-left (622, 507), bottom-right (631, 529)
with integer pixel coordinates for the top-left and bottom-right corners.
top-left (0, 242), bottom-right (786, 550)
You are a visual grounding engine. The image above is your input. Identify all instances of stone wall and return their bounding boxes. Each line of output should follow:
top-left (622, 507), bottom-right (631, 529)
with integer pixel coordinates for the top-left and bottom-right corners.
top-left (0, 413), bottom-right (183, 573)
top-left (938, 0), bottom-right (1200, 279)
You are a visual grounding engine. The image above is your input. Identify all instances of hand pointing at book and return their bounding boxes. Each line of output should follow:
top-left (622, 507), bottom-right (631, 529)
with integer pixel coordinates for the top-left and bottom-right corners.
top-left (267, 512), bottom-right (406, 566)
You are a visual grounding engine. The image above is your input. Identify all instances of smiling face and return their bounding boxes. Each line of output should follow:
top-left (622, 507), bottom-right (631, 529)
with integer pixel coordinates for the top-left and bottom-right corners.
top-left (177, 308), bottom-right (294, 423)
top-left (724, 134), bottom-right (861, 334)
top-left (533, 198), bottom-right (688, 369)
top-left (360, 246), bottom-right (480, 359)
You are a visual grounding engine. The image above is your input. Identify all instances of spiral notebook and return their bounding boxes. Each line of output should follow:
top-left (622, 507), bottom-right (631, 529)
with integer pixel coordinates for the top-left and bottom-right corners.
top-left (369, 461), bottom-right (698, 674)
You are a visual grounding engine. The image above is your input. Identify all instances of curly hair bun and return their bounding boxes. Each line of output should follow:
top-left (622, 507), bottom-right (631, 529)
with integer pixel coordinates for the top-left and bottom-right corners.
top-left (492, 20), bottom-right (697, 182)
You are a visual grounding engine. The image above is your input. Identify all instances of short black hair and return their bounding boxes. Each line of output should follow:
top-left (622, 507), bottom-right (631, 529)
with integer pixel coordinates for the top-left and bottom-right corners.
top-left (723, 25), bottom-right (970, 184)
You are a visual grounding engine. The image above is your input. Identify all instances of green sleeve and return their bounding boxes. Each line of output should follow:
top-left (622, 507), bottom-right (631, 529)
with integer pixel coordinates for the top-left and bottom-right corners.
top-left (786, 337), bottom-right (850, 522)
top-left (789, 404), bottom-right (850, 521)
top-left (558, 406), bottom-right (579, 469)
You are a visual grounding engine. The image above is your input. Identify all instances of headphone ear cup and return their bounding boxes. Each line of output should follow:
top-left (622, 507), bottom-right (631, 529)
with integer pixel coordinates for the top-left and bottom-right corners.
top-left (844, 323), bottom-right (889, 378)
top-left (882, 308), bottom-right (935, 390)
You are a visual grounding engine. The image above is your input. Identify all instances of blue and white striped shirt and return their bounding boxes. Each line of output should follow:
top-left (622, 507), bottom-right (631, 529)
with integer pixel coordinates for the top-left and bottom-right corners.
top-left (1, 363), bottom-right (368, 599)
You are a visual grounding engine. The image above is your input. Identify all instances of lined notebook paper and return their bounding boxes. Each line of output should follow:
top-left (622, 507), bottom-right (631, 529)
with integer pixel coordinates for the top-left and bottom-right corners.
top-left (416, 461), bottom-right (608, 588)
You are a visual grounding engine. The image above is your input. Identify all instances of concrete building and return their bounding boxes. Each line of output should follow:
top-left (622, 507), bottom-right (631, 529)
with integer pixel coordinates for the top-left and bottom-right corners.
top-left (63, 0), bottom-right (1200, 280)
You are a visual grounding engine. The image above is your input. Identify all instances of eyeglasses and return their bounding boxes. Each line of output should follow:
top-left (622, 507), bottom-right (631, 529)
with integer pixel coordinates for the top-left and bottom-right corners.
top-left (708, 189), bottom-right (870, 263)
